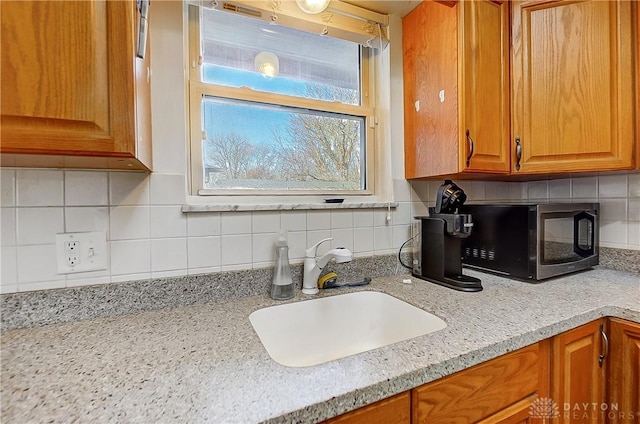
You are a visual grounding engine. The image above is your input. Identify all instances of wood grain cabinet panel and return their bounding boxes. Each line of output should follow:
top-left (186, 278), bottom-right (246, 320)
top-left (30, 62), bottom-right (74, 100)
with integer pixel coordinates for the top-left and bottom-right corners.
top-left (511, 0), bottom-right (635, 174)
top-left (412, 341), bottom-right (549, 423)
top-left (323, 391), bottom-right (410, 424)
top-left (0, 0), bottom-right (152, 171)
top-left (608, 318), bottom-right (640, 424)
top-left (402, 0), bottom-right (510, 179)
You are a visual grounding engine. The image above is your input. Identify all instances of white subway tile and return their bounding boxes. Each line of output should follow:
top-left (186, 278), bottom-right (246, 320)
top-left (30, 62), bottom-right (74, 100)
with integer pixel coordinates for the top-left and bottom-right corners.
top-left (287, 230), bottom-right (307, 261)
top-left (149, 174), bottom-right (186, 205)
top-left (331, 210), bottom-right (353, 229)
top-left (373, 208), bottom-right (391, 227)
top-left (627, 222), bottom-right (640, 248)
top-left (572, 176), bottom-right (598, 199)
top-left (109, 206), bottom-right (150, 240)
top-left (393, 225), bottom-right (412, 249)
top-left (187, 213), bottom-right (221, 237)
top-left (599, 199), bottom-right (627, 221)
top-left (16, 244), bottom-right (63, 284)
top-left (409, 180), bottom-right (429, 203)
top-left (427, 181), bottom-right (443, 202)
top-left (508, 182), bottom-right (528, 201)
top-left (373, 226), bottom-right (393, 251)
top-left (528, 181), bottom-right (549, 200)
top-left (16, 207), bottom-right (64, 245)
top-left (393, 202), bottom-right (412, 225)
top-left (252, 233), bottom-right (278, 263)
top-left (280, 211), bottom-right (307, 232)
top-left (466, 181), bottom-right (486, 201)
top-left (1, 246), bottom-right (17, 291)
top-left (109, 172), bottom-right (149, 206)
top-left (307, 230), bottom-right (332, 256)
top-left (549, 179), bottom-right (571, 199)
top-left (151, 238), bottom-right (187, 272)
top-left (353, 227), bottom-right (374, 253)
top-left (599, 221), bottom-right (628, 246)
top-left (187, 236), bottom-right (221, 269)
top-left (352, 209), bottom-right (374, 227)
top-left (331, 228), bottom-right (354, 251)
top-left (598, 174), bottom-right (628, 198)
top-left (65, 171), bottom-right (108, 206)
top-left (152, 270), bottom-right (187, 279)
top-left (484, 182), bottom-right (502, 201)
top-left (150, 206), bottom-right (187, 238)
top-left (16, 170), bottom-right (63, 206)
top-left (628, 173), bottom-right (640, 198)
top-left (306, 210), bottom-right (331, 230)
top-left (111, 273), bottom-right (151, 283)
top-left (393, 179), bottom-right (412, 202)
top-left (188, 266), bottom-right (221, 276)
top-left (1, 208), bottom-right (16, 246)
top-left (220, 234), bottom-right (252, 266)
top-left (412, 201), bottom-right (428, 217)
top-left (252, 212), bottom-right (281, 234)
top-left (66, 273), bottom-right (111, 288)
top-left (18, 280), bottom-right (67, 292)
top-left (65, 207), bottom-right (109, 234)
top-left (1, 169), bottom-right (16, 207)
top-left (110, 240), bottom-right (151, 275)
top-left (628, 198), bottom-right (640, 222)
top-left (221, 212), bottom-right (251, 235)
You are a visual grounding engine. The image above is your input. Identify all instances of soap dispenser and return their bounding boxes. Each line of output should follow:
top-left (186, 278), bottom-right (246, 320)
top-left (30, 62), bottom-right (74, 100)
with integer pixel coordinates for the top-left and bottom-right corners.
top-left (271, 231), bottom-right (294, 300)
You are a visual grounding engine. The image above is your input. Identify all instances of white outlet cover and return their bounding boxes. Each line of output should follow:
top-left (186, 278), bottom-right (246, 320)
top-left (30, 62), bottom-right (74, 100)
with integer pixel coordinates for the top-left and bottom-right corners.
top-left (55, 231), bottom-right (108, 274)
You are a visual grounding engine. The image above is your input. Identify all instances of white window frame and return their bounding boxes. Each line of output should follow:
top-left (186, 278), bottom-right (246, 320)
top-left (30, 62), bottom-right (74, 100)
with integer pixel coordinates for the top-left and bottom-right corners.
top-left (184, 3), bottom-right (394, 207)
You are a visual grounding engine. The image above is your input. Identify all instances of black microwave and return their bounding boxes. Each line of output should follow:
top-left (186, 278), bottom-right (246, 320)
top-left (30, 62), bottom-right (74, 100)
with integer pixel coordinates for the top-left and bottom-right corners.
top-left (460, 203), bottom-right (599, 280)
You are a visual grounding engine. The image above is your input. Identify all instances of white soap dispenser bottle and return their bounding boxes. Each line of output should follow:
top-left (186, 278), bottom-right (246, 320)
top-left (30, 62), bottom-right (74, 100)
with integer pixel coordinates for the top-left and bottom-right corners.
top-left (271, 231), bottom-right (294, 300)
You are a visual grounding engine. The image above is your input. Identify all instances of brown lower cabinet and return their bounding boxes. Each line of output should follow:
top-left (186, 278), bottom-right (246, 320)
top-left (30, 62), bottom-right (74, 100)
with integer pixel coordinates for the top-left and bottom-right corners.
top-left (324, 318), bottom-right (640, 424)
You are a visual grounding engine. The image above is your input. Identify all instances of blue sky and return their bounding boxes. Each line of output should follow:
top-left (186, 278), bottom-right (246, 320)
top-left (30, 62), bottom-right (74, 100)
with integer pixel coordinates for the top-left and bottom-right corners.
top-left (203, 64), bottom-right (301, 146)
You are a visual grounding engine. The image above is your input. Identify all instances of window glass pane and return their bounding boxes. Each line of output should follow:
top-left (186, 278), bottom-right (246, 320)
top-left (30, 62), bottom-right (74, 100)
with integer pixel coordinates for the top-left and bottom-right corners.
top-left (201, 96), bottom-right (365, 190)
top-left (200, 8), bottom-right (361, 105)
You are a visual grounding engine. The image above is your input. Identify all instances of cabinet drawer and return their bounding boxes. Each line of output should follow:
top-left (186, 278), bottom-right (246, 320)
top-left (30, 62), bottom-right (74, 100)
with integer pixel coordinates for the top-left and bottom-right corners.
top-left (323, 391), bottom-right (410, 424)
top-left (412, 342), bottom-right (549, 423)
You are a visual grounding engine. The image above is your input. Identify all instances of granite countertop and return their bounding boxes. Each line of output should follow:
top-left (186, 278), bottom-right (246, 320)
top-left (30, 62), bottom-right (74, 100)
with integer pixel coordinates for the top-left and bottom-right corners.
top-left (2, 268), bottom-right (639, 423)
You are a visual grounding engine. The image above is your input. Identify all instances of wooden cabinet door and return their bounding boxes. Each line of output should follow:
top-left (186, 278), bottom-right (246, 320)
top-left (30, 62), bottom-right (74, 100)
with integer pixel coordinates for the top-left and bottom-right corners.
top-left (322, 391), bottom-right (410, 424)
top-left (460, 0), bottom-right (510, 174)
top-left (511, 0), bottom-right (635, 174)
top-left (551, 319), bottom-right (606, 424)
top-left (608, 318), bottom-right (640, 424)
top-left (403, 0), bottom-right (458, 179)
top-left (0, 1), bottom-right (151, 170)
top-left (403, 0), bottom-right (510, 179)
top-left (412, 341), bottom-right (550, 423)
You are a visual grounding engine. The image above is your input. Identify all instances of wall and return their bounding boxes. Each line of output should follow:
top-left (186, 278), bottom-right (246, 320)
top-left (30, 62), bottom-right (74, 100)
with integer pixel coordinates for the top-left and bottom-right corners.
top-left (0, 2), bottom-right (638, 294)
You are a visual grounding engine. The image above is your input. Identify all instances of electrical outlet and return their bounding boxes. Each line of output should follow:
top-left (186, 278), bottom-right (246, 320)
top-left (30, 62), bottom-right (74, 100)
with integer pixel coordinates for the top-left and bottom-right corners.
top-left (56, 232), bottom-right (107, 274)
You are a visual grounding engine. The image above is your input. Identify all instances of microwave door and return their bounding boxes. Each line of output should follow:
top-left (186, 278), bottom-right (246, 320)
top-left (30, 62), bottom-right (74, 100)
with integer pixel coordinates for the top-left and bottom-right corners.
top-left (574, 211), bottom-right (595, 257)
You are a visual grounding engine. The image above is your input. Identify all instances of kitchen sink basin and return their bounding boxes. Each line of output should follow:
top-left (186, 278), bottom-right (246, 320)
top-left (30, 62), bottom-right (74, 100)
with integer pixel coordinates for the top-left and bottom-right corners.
top-left (249, 291), bottom-right (447, 367)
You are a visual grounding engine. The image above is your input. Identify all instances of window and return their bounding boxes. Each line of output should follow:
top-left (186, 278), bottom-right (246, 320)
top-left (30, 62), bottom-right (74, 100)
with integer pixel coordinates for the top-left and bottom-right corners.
top-left (187, 2), bottom-right (385, 196)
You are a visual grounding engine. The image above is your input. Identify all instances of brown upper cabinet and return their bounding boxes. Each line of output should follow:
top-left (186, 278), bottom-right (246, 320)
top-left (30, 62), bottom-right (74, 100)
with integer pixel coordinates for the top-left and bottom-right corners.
top-left (0, 1), bottom-right (152, 171)
top-left (403, 0), bottom-right (637, 180)
top-left (511, 0), bottom-right (635, 175)
top-left (403, 0), bottom-right (511, 179)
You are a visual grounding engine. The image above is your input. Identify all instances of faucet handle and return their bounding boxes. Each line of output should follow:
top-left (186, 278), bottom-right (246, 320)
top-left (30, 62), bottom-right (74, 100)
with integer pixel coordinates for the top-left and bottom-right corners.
top-left (305, 237), bottom-right (333, 258)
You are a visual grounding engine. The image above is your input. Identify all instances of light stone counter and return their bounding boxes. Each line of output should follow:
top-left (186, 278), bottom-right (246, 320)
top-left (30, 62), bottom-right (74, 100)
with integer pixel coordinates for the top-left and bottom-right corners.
top-left (2, 268), bottom-right (639, 423)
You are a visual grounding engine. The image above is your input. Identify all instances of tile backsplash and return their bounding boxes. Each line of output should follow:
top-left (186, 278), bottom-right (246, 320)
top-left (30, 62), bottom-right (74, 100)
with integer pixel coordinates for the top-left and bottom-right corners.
top-left (1, 169), bottom-right (638, 294)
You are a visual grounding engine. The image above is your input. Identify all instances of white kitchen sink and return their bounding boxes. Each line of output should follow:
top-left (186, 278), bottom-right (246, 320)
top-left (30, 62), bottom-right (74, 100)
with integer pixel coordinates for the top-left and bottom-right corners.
top-left (249, 291), bottom-right (447, 367)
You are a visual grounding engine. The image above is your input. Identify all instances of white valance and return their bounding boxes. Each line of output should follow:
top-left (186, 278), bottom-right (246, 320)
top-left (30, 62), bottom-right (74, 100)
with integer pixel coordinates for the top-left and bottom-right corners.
top-left (187, 0), bottom-right (389, 48)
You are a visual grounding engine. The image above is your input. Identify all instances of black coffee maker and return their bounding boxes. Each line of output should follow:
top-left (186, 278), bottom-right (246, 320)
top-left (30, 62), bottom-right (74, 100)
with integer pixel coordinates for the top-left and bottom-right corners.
top-left (412, 180), bottom-right (482, 292)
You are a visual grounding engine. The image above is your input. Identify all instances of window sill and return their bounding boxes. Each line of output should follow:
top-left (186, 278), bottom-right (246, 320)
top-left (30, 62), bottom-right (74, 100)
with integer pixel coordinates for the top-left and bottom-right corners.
top-left (181, 200), bottom-right (398, 213)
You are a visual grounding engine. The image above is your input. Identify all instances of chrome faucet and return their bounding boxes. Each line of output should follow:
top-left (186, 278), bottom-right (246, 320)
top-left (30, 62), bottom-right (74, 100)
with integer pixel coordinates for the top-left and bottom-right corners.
top-left (302, 238), bottom-right (353, 295)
